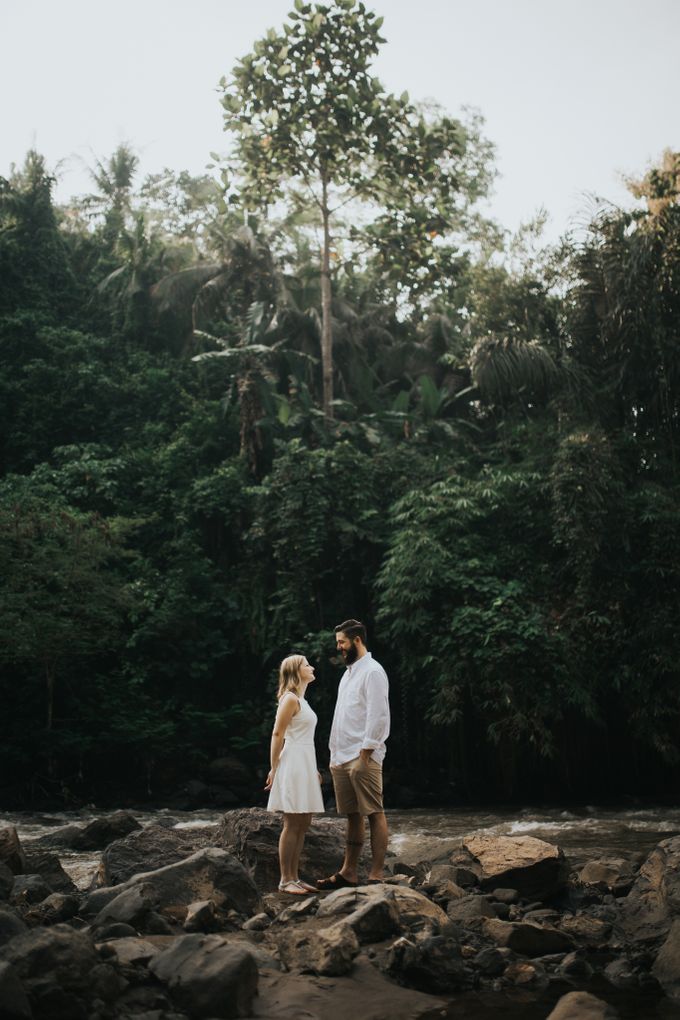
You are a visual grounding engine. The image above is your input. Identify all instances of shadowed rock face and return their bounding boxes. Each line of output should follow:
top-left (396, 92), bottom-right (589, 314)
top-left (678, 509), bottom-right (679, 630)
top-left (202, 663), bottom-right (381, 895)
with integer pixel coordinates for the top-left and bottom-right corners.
top-left (0, 828), bottom-right (26, 876)
top-left (149, 934), bottom-right (258, 1019)
top-left (453, 834), bottom-right (570, 901)
top-left (546, 990), bottom-right (620, 1019)
top-left (618, 835), bottom-right (680, 943)
top-left (653, 918), bottom-right (680, 999)
top-left (97, 824), bottom-right (216, 887)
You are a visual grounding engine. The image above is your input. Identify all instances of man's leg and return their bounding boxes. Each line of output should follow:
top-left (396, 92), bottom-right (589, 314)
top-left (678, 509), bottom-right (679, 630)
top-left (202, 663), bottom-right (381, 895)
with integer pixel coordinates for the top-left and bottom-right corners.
top-left (338, 812), bottom-right (364, 883)
top-left (367, 810), bottom-right (388, 880)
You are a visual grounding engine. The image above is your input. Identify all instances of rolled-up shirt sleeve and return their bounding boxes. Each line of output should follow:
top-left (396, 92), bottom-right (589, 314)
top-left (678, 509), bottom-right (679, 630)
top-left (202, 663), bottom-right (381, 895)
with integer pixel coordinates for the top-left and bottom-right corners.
top-left (362, 669), bottom-right (390, 750)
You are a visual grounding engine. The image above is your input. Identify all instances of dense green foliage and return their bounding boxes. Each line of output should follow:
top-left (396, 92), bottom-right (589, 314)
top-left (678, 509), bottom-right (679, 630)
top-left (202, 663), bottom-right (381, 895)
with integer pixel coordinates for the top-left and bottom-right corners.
top-left (1, 4), bottom-right (679, 806)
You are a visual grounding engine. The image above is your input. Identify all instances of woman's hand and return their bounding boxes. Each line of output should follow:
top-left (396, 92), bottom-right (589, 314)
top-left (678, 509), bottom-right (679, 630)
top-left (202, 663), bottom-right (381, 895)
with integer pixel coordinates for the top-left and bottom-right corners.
top-left (264, 769), bottom-right (275, 791)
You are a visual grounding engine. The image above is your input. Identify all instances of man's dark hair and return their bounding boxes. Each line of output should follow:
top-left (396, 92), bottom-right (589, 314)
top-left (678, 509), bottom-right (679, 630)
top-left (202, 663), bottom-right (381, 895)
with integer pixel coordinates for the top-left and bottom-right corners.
top-left (334, 619), bottom-right (367, 644)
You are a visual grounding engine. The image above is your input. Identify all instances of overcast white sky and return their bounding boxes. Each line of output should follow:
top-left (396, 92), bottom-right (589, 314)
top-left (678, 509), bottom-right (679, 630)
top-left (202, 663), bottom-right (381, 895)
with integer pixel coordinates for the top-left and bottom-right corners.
top-left (3, 0), bottom-right (679, 243)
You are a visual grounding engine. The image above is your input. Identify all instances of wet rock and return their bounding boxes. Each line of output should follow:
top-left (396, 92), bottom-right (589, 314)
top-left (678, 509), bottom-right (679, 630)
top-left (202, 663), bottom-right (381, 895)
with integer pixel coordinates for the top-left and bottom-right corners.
top-left (0, 827), bottom-right (26, 876)
top-left (482, 918), bottom-right (575, 957)
top-left (0, 906), bottom-right (28, 947)
top-left (558, 950), bottom-right (594, 978)
top-left (22, 852), bottom-right (76, 894)
top-left (579, 858), bottom-right (636, 895)
top-left (547, 990), bottom-right (619, 1018)
top-left (385, 932), bottom-right (465, 993)
top-left (277, 921), bottom-right (360, 976)
top-left (558, 913), bottom-right (612, 947)
top-left (148, 934), bottom-right (257, 1018)
top-left (0, 960), bottom-right (32, 1019)
top-left (0, 861), bottom-right (14, 900)
top-left (218, 807), bottom-right (359, 891)
top-left (474, 946), bottom-right (506, 976)
top-left (604, 957), bottom-right (638, 989)
top-left (183, 899), bottom-right (217, 933)
top-left (653, 918), bottom-right (680, 999)
top-left (453, 834), bottom-right (569, 901)
top-left (618, 835), bottom-right (680, 943)
top-left (30, 823), bottom-right (87, 850)
top-left (316, 883), bottom-right (448, 930)
top-left (343, 890), bottom-right (401, 943)
top-left (96, 824), bottom-right (215, 887)
top-left (75, 811), bottom-right (141, 851)
top-left (10, 875), bottom-right (52, 905)
top-left (446, 894), bottom-right (496, 924)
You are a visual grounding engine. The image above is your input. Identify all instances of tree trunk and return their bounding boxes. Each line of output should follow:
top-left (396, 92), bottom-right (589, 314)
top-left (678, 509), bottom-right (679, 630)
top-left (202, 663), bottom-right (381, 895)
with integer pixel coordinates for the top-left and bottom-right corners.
top-left (320, 172), bottom-right (333, 418)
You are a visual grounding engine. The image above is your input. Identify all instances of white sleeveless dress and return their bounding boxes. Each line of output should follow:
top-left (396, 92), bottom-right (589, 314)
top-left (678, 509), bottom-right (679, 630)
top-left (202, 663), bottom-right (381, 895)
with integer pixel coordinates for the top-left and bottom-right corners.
top-left (266, 696), bottom-right (325, 814)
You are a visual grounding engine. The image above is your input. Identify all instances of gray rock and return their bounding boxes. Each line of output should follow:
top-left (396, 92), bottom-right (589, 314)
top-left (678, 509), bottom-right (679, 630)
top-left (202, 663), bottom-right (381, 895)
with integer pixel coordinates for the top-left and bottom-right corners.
top-left (546, 990), bottom-right (619, 1019)
top-left (0, 862), bottom-right (14, 900)
top-left (452, 834), bottom-right (569, 901)
top-left (277, 921), bottom-right (359, 976)
top-left (490, 887), bottom-right (519, 904)
top-left (93, 922), bottom-right (138, 941)
top-left (94, 883), bottom-right (155, 930)
top-left (482, 918), bottom-right (575, 957)
top-left (183, 900), bottom-right (217, 933)
top-left (74, 811), bottom-right (141, 851)
top-left (474, 946), bottom-right (506, 976)
top-left (618, 835), bottom-right (680, 943)
top-left (274, 896), bottom-right (318, 924)
top-left (653, 918), bottom-right (680, 998)
top-left (22, 852), bottom-right (76, 894)
top-left (10, 875), bottom-right (52, 905)
top-left (446, 894), bottom-right (496, 923)
top-left (316, 883), bottom-right (448, 930)
top-left (558, 913), bottom-right (612, 947)
top-left (0, 960), bottom-right (32, 1019)
top-left (148, 933), bottom-right (258, 1018)
top-left (579, 858), bottom-right (635, 894)
top-left (0, 906), bottom-right (28, 947)
top-left (30, 823), bottom-right (86, 850)
top-left (242, 912), bottom-right (271, 932)
top-left (558, 951), bottom-right (594, 978)
top-left (0, 924), bottom-right (100, 1007)
top-left (0, 828), bottom-right (26, 876)
top-left (98, 936), bottom-right (159, 966)
top-left (385, 932), bottom-right (465, 993)
top-left (27, 891), bottom-right (80, 924)
top-left (96, 824), bottom-right (216, 887)
top-left (343, 891), bottom-right (401, 943)
top-left (603, 957), bottom-right (638, 989)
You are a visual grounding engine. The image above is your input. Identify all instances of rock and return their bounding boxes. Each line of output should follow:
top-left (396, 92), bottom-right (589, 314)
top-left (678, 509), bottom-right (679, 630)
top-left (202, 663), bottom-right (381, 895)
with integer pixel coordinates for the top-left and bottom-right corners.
top-left (93, 922), bottom-right (138, 941)
top-left (0, 862), bottom-right (14, 900)
top-left (149, 933), bottom-right (257, 1018)
top-left (653, 918), bottom-right (680, 998)
top-left (0, 906), bottom-right (28, 947)
top-left (546, 990), bottom-right (619, 1019)
top-left (343, 891), bottom-right (401, 943)
top-left (316, 883), bottom-right (449, 930)
top-left (558, 913), bottom-right (612, 947)
top-left (22, 852), bottom-right (76, 894)
top-left (618, 835), bottom-right (680, 943)
top-left (482, 918), bottom-right (575, 957)
top-left (454, 834), bottom-right (569, 901)
top-left (183, 900), bottom-right (217, 933)
top-left (10, 875), bottom-right (52, 905)
top-left (385, 932), bottom-right (465, 993)
top-left (277, 921), bottom-right (359, 976)
top-left (93, 884), bottom-right (155, 930)
top-left (0, 828), bottom-right (26, 876)
top-left (558, 950), bottom-right (594, 978)
top-left (490, 887), bottom-right (519, 904)
top-left (96, 824), bottom-right (216, 887)
top-left (421, 865), bottom-right (465, 903)
top-left (474, 946), bottom-right (506, 976)
top-left (504, 960), bottom-right (541, 985)
top-left (446, 894), bottom-right (496, 923)
top-left (0, 960), bottom-right (32, 1019)
top-left (30, 823), bottom-right (87, 850)
top-left (579, 858), bottom-right (636, 895)
top-left (26, 892), bottom-right (80, 925)
top-left (73, 811), bottom-right (141, 851)
top-left (0, 924), bottom-right (101, 1013)
top-left (242, 912), bottom-right (271, 931)
top-left (218, 807), bottom-right (362, 891)
top-left (274, 897), bottom-right (318, 924)
top-left (524, 907), bottom-right (560, 924)
top-left (86, 848), bottom-right (260, 920)
top-left (99, 936), bottom-right (159, 966)
top-left (603, 957), bottom-right (638, 989)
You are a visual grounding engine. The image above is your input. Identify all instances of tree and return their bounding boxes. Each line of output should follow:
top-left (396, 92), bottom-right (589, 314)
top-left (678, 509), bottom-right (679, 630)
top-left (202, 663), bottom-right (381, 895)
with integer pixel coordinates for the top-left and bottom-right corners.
top-left (220, 0), bottom-right (470, 416)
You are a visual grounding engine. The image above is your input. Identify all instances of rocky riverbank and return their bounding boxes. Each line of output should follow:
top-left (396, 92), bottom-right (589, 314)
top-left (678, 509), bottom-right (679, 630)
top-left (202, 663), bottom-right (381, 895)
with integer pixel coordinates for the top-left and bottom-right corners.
top-left (1, 807), bottom-right (680, 1018)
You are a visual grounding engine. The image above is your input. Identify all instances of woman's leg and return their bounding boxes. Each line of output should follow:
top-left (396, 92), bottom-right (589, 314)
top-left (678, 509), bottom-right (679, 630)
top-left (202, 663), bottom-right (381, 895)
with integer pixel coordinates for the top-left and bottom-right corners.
top-left (292, 813), bottom-right (312, 878)
top-left (279, 814), bottom-right (301, 882)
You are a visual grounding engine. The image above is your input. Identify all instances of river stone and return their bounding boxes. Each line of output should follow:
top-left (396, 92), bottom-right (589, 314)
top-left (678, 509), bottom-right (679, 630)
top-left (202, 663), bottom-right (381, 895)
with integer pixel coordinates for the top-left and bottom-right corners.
top-left (22, 852), bottom-right (76, 894)
top-left (0, 861), bottom-right (14, 900)
top-left (97, 824), bottom-right (216, 887)
top-left (10, 874), bottom-right (52, 905)
top-left (218, 807), bottom-right (363, 891)
top-left (618, 835), bottom-right (680, 943)
top-left (579, 858), bottom-right (636, 894)
top-left (446, 894), bottom-right (496, 924)
top-left (183, 899), bottom-right (217, 933)
top-left (343, 890), bottom-right (401, 943)
top-left (93, 884), bottom-right (156, 929)
top-left (27, 891), bottom-right (80, 925)
top-left (385, 932), bottom-right (465, 993)
top-left (0, 923), bottom-right (100, 1009)
top-left (148, 933), bottom-right (258, 1018)
top-left (276, 921), bottom-right (360, 975)
top-left (546, 990), bottom-right (619, 1019)
top-left (0, 906), bottom-right (28, 947)
top-left (73, 811), bottom-right (141, 850)
top-left (0, 960), bottom-right (32, 1020)
top-left (316, 883), bottom-right (449, 929)
top-left (558, 913), bottom-right (612, 946)
top-left (482, 918), bottom-right (575, 957)
top-left (30, 823), bottom-right (87, 850)
top-left (455, 834), bottom-right (569, 901)
top-left (0, 828), bottom-right (26, 876)
top-left (87, 848), bottom-right (260, 919)
top-left (653, 918), bottom-right (680, 998)
top-left (99, 936), bottom-right (160, 966)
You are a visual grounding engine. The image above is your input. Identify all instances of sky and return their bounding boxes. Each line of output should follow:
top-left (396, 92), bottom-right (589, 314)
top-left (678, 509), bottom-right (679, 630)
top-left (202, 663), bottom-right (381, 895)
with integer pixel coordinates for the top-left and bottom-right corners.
top-left (3, 0), bottom-right (679, 245)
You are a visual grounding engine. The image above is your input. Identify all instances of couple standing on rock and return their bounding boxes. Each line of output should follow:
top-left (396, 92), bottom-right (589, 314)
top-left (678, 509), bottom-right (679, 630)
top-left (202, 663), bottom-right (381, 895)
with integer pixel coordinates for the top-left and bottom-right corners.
top-left (264, 619), bottom-right (390, 895)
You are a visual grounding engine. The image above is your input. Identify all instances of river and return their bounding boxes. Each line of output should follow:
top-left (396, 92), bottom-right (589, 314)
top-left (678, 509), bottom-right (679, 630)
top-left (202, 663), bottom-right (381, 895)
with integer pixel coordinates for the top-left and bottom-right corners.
top-left (4, 804), bottom-right (680, 1019)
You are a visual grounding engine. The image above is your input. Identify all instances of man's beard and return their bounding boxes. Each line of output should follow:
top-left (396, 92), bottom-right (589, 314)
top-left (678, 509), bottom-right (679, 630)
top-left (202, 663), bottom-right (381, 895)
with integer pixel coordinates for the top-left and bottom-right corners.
top-left (342, 644), bottom-right (358, 665)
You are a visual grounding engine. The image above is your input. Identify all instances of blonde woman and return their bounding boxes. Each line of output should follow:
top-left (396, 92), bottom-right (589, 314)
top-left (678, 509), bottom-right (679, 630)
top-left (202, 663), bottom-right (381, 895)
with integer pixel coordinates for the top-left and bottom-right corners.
top-left (265, 654), bottom-right (324, 894)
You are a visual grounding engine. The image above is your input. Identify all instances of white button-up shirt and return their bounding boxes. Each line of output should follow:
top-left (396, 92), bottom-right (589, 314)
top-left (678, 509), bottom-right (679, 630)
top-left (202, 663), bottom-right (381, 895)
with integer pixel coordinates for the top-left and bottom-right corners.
top-left (329, 652), bottom-right (390, 766)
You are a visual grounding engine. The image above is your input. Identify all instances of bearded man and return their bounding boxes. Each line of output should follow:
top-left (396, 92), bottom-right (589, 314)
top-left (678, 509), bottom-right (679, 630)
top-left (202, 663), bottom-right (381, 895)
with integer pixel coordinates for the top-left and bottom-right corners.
top-left (317, 618), bottom-right (390, 889)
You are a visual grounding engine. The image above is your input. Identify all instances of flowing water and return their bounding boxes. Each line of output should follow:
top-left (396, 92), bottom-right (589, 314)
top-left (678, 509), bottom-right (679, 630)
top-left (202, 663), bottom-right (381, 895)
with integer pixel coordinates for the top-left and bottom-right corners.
top-left (4, 804), bottom-right (680, 1018)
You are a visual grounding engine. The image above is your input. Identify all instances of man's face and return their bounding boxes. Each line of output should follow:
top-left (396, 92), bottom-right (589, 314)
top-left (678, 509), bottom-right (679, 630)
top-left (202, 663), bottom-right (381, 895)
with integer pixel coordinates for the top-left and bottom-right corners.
top-left (336, 631), bottom-right (358, 665)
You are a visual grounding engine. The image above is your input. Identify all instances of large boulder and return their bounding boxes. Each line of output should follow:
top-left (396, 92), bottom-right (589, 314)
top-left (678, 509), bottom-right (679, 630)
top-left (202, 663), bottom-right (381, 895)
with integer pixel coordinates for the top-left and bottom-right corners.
top-left (316, 883), bottom-right (449, 930)
top-left (452, 834), bottom-right (569, 901)
top-left (618, 836), bottom-right (680, 943)
top-left (84, 848), bottom-right (260, 919)
top-left (0, 960), bottom-right (32, 1020)
top-left (96, 824), bottom-right (216, 887)
top-left (276, 921), bottom-right (360, 976)
top-left (218, 807), bottom-right (363, 890)
top-left (72, 811), bottom-right (141, 850)
top-left (546, 991), bottom-right (619, 1019)
top-left (148, 933), bottom-right (258, 1018)
top-left (0, 828), bottom-right (26, 876)
top-left (653, 918), bottom-right (680, 999)
top-left (482, 918), bottom-right (575, 957)
top-left (22, 852), bottom-right (76, 894)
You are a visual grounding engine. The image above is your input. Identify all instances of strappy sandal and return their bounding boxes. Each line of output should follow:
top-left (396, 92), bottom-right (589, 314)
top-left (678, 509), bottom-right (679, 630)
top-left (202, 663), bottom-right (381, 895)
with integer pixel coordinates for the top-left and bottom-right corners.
top-left (278, 880), bottom-right (309, 895)
top-left (295, 879), bottom-right (319, 893)
top-left (316, 872), bottom-right (358, 890)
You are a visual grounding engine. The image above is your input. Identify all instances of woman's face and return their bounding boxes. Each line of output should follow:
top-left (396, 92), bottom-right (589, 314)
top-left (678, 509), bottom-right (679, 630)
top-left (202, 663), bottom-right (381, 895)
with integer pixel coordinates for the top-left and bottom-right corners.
top-left (301, 658), bottom-right (316, 684)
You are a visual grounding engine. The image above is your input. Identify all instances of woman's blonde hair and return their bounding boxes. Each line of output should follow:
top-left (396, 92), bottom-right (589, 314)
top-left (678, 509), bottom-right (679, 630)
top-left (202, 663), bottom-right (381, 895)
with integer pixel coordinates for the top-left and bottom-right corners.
top-left (277, 654), bottom-right (306, 700)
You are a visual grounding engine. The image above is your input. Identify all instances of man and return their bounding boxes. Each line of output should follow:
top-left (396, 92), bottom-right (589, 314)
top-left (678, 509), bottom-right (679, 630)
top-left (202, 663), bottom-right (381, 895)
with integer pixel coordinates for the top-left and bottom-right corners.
top-left (317, 619), bottom-right (390, 889)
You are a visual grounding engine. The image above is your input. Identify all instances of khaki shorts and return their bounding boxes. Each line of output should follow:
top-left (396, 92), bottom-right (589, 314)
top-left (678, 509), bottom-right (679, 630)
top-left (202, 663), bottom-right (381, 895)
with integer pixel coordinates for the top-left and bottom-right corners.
top-left (331, 756), bottom-right (384, 816)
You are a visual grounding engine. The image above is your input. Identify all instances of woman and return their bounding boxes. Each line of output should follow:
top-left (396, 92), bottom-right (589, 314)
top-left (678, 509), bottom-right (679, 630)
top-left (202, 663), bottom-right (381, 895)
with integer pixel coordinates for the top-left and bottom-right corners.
top-left (265, 654), bottom-right (324, 894)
